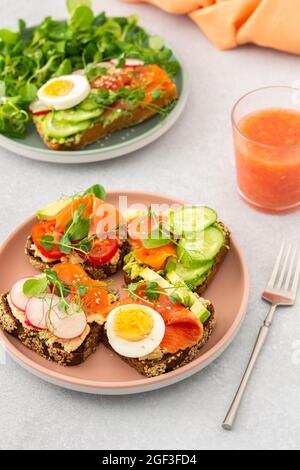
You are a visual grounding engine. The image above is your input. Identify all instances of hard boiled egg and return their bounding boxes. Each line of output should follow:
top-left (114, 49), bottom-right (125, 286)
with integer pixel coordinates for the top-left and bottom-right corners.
top-left (37, 75), bottom-right (90, 111)
top-left (106, 304), bottom-right (165, 358)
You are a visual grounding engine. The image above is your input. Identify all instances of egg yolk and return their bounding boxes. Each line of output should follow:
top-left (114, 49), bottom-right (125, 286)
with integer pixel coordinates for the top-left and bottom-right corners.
top-left (43, 79), bottom-right (74, 97)
top-left (113, 307), bottom-right (154, 342)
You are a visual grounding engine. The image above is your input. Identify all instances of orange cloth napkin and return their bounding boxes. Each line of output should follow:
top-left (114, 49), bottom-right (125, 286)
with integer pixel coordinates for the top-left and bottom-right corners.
top-left (124, 0), bottom-right (300, 54)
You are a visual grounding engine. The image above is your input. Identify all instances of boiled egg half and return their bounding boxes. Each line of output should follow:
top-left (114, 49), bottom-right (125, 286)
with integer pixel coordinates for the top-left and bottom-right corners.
top-left (106, 304), bottom-right (165, 358)
top-left (37, 75), bottom-right (90, 111)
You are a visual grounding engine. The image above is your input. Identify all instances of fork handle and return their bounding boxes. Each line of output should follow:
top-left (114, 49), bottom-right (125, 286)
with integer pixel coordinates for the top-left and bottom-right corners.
top-left (222, 304), bottom-right (277, 431)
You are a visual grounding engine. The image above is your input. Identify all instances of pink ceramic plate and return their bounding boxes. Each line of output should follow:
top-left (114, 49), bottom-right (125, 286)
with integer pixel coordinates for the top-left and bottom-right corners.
top-left (0, 191), bottom-right (249, 394)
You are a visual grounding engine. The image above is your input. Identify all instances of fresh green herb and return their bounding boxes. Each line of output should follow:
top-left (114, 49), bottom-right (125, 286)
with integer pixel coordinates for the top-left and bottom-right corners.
top-left (39, 234), bottom-right (54, 251)
top-left (84, 183), bottom-right (106, 200)
top-left (145, 281), bottom-right (160, 301)
top-left (65, 213), bottom-right (90, 241)
top-left (23, 276), bottom-right (48, 297)
top-left (149, 35), bottom-right (164, 51)
top-left (126, 281), bottom-right (182, 306)
top-left (0, 80), bottom-right (5, 98)
top-left (70, 5), bottom-right (94, 31)
top-left (151, 89), bottom-right (163, 100)
top-left (0, 0), bottom-right (180, 138)
top-left (67, 0), bottom-right (92, 16)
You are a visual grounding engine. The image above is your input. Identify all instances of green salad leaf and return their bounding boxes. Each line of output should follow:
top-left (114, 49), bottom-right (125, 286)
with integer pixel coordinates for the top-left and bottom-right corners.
top-left (0, 0), bottom-right (180, 138)
top-left (67, 0), bottom-right (92, 16)
top-left (70, 5), bottom-right (94, 31)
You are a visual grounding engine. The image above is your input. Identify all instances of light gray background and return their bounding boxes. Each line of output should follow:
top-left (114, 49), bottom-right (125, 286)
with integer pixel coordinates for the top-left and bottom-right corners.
top-left (0, 0), bottom-right (299, 451)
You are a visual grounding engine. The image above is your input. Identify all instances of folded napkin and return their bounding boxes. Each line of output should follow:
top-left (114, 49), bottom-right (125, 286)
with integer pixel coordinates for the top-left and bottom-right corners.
top-left (124, 0), bottom-right (300, 54)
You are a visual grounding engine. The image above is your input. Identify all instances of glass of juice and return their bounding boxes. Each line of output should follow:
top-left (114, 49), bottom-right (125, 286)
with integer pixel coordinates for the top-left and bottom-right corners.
top-left (232, 86), bottom-right (300, 213)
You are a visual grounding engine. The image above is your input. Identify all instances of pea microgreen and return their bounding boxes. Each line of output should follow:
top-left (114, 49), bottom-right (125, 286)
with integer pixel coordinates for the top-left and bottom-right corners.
top-left (126, 281), bottom-right (182, 306)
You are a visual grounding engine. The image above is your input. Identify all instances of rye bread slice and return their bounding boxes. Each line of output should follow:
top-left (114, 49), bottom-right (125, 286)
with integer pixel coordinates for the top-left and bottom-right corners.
top-left (25, 236), bottom-right (129, 281)
top-left (0, 293), bottom-right (103, 366)
top-left (124, 222), bottom-right (231, 295)
top-left (33, 87), bottom-right (177, 151)
top-left (102, 301), bottom-right (216, 377)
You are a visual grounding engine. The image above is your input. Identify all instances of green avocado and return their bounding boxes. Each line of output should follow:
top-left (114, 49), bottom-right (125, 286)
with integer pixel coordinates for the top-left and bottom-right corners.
top-left (37, 198), bottom-right (72, 220)
top-left (165, 256), bottom-right (213, 290)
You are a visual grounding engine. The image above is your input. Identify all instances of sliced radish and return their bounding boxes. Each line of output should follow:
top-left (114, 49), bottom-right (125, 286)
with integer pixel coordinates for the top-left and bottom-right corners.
top-left (110, 58), bottom-right (144, 67)
top-left (29, 100), bottom-right (51, 116)
top-left (46, 302), bottom-right (87, 340)
top-left (25, 294), bottom-right (60, 330)
top-left (124, 59), bottom-right (144, 67)
top-left (10, 277), bottom-right (36, 312)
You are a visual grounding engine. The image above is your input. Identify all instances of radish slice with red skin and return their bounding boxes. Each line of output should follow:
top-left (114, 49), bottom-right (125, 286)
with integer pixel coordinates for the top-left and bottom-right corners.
top-left (25, 294), bottom-right (60, 330)
top-left (29, 100), bottom-right (52, 116)
top-left (10, 277), bottom-right (36, 311)
top-left (46, 303), bottom-right (87, 340)
top-left (110, 58), bottom-right (144, 67)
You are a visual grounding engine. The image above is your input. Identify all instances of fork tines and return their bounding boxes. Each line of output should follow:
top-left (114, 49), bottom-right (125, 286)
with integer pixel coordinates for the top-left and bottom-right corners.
top-left (267, 242), bottom-right (300, 297)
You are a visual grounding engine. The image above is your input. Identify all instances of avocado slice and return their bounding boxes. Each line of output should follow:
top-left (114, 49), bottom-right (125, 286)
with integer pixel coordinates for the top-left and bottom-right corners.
top-left (37, 198), bottom-right (72, 220)
top-left (165, 257), bottom-right (213, 290)
top-left (139, 267), bottom-right (211, 323)
top-left (166, 271), bottom-right (211, 323)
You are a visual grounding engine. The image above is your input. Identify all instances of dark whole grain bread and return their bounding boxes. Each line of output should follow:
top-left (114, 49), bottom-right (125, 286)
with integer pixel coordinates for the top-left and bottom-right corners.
top-left (102, 301), bottom-right (216, 377)
top-left (25, 236), bottom-right (129, 281)
top-left (33, 86), bottom-right (177, 151)
top-left (124, 222), bottom-right (231, 295)
top-left (0, 293), bottom-right (103, 366)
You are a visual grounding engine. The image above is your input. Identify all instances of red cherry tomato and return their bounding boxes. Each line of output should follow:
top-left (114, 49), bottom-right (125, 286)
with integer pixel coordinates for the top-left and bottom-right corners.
top-left (32, 220), bottom-right (64, 260)
top-left (87, 239), bottom-right (118, 266)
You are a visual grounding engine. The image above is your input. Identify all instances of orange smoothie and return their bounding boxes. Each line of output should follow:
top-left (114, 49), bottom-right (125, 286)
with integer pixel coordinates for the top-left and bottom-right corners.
top-left (234, 108), bottom-right (300, 212)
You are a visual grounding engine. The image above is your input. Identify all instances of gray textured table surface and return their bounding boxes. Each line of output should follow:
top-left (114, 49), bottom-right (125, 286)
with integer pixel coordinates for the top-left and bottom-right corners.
top-left (0, 0), bottom-right (299, 451)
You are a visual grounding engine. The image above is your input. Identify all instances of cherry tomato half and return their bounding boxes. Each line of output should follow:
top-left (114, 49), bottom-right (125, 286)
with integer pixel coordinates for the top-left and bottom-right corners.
top-left (87, 239), bottom-right (118, 267)
top-left (32, 220), bottom-right (64, 260)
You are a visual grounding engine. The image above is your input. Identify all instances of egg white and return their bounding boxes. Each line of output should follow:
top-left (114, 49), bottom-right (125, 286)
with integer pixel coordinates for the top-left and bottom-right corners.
top-left (37, 75), bottom-right (90, 111)
top-left (105, 304), bottom-right (165, 358)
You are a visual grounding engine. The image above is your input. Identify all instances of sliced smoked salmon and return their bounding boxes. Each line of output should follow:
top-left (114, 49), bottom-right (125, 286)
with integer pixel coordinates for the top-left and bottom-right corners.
top-left (53, 263), bottom-right (109, 314)
top-left (134, 242), bottom-right (177, 270)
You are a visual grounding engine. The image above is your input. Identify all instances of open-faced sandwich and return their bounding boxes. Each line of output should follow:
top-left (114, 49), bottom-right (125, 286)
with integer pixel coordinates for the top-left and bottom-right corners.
top-left (102, 271), bottom-right (216, 377)
top-left (123, 206), bottom-right (231, 295)
top-left (0, 0), bottom-right (180, 150)
top-left (31, 62), bottom-right (177, 150)
top-left (0, 263), bottom-right (118, 366)
top-left (25, 184), bottom-right (129, 280)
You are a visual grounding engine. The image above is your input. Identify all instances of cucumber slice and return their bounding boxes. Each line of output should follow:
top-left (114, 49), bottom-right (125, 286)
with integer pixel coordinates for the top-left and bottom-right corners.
top-left (165, 257), bottom-right (213, 290)
top-left (177, 226), bottom-right (224, 268)
top-left (53, 108), bottom-right (103, 124)
top-left (43, 113), bottom-right (92, 138)
top-left (167, 206), bottom-right (217, 238)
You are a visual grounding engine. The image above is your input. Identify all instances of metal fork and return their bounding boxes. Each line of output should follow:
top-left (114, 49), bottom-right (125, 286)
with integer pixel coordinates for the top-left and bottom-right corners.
top-left (222, 242), bottom-right (300, 431)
